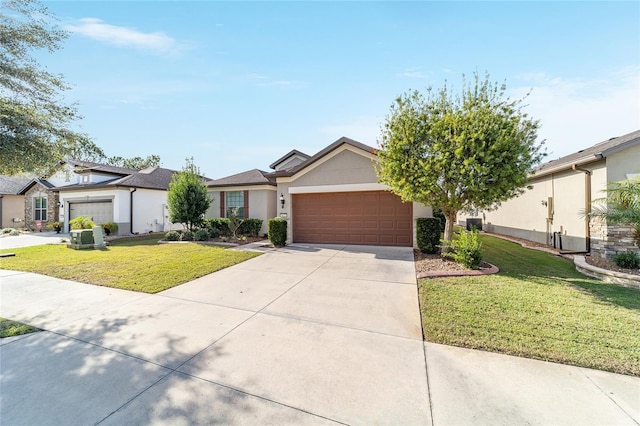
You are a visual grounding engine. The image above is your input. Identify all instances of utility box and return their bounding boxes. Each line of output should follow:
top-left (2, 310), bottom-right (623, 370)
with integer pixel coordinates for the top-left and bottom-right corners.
top-left (466, 218), bottom-right (483, 231)
top-left (68, 229), bottom-right (95, 249)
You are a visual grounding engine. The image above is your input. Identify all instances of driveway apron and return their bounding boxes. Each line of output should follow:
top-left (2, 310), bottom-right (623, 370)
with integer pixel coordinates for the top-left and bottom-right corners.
top-left (0, 244), bottom-right (430, 425)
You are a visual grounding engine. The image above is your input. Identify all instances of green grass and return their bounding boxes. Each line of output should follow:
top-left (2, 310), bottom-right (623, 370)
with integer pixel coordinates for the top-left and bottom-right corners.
top-left (0, 318), bottom-right (40, 338)
top-left (420, 235), bottom-right (640, 377)
top-left (0, 234), bottom-right (260, 293)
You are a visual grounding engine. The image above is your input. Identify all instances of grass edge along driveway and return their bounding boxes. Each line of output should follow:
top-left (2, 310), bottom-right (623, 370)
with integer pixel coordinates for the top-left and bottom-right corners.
top-left (419, 235), bottom-right (640, 377)
top-left (0, 234), bottom-right (260, 293)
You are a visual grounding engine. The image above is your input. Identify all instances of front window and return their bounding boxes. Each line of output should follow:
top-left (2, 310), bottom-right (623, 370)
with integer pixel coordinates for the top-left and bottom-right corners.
top-left (225, 191), bottom-right (244, 218)
top-left (34, 197), bottom-right (47, 221)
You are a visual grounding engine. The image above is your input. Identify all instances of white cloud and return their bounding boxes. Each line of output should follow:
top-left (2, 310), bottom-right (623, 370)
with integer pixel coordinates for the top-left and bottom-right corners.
top-left (398, 68), bottom-right (428, 79)
top-left (66, 18), bottom-right (179, 54)
top-left (511, 67), bottom-right (640, 160)
top-left (319, 115), bottom-right (383, 146)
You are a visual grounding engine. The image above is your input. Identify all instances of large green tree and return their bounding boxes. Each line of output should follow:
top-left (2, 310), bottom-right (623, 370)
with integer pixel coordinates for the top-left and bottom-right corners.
top-left (167, 158), bottom-right (212, 231)
top-left (376, 73), bottom-right (545, 243)
top-left (1, 0), bottom-right (102, 176)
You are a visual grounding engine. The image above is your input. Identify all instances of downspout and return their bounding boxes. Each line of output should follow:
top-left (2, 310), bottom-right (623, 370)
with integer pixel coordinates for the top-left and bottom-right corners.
top-left (561, 165), bottom-right (591, 254)
top-left (130, 188), bottom-right (137, 234)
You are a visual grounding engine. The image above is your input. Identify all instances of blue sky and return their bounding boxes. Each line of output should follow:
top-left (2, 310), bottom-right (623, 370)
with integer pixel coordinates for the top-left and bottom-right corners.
top-left (38, 1), bottom-right (640, 179)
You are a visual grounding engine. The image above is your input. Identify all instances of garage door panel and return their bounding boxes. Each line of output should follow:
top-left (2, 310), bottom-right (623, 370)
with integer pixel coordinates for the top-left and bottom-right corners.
top-left (293, 191), bottom-right (412, 247)
top-left (69, 201), bottom-right (113, 226)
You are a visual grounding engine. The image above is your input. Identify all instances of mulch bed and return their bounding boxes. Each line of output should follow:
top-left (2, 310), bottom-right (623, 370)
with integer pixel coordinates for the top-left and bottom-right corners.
top-left (584, 255), bottom-right (640, 276)
top-left (414, 250), bottom-right (498, 278)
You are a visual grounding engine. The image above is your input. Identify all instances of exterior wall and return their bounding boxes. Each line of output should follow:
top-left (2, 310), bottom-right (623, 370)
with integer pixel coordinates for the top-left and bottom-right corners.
top-left (606, 144), bottom-right (640, 182)
top-left (131, 189), bottom-right (172, 233)
top-left (0, 195), bottom-right (25, 228)
top-left (474, 160), bottom-right (607, 252)
top-left (24, 183), bottom-right (58, 231)
top-left (277, 146), bottom-right (431, 247)
top-left (206, 186), bottom-right (277, 236)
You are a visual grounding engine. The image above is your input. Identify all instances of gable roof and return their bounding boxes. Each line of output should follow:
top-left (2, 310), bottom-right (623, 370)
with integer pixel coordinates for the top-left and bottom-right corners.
top-left (0, 175), bottom-right (36, 195)
top-left (57, 167), bottom-right (180, 191)
top-left (207, 169), bottom-right (276, 188)
top-left (17, 178), bottom-right (55, 195)
top-left (67, 159), bottom-right (139, 176)
top-left (535, 129), bottom-right (640, 177)
top-left (269, 136), bottom-right (376, 178)
top-left (269, 149), bottom-right (311, 170)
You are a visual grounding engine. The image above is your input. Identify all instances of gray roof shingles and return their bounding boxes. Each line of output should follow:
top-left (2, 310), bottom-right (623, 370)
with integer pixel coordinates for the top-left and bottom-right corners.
top-left (536, 129), bottom-right (640, 176)
top-left (0, 175), bottom-right (36, 195)
top-left (207, 169), bottom-right (276, 187)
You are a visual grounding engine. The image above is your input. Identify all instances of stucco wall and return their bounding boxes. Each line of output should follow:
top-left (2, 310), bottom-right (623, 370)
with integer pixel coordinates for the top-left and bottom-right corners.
top-left (0, 195), bottom-right (25, 228)
top-left (131, 189), bottom-right (170, 233)
top-left (606, 144), bottom-right (640, 182)
top-left (472, 160), bottom-right (607, 252)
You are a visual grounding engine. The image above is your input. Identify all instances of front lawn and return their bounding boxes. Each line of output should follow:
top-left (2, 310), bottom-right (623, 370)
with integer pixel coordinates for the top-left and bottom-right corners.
top-left (0, 234), bottom-right (260, 293)
top-left (0, 317), bottom-right (40, 338)
top-left (420, 235), bottom-right (640, 377)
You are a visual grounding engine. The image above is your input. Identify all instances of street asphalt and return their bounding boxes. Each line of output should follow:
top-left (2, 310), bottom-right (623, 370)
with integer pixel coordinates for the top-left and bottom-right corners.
top-left (0, 241), bottom-right (638, 425)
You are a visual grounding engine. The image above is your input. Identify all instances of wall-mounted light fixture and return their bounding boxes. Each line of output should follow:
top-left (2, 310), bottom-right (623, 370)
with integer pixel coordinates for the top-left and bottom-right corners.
top-left (280, 193), bottom-right (285, 209)
top-left (541, 200), bottom-right (548, 207)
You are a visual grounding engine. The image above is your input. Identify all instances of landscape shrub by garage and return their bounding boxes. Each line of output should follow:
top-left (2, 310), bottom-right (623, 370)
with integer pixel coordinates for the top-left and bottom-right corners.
top-left (238, 219), bottom-right (263, 237)
top-left (69, 216), bottom-right (95, 230)
top-left (417, 217), bottom-right (442, 254)
top-left (268, 218), bottom-right (287, 247)
top-left (180, 231), bottom-right (194, 241)
top-left (443, 228), bottom-right (483, 269)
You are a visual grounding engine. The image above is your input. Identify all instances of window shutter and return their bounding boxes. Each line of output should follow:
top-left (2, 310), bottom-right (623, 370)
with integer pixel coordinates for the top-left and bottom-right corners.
top-left (220, 191), bottom-right (225, 217)
top-left (244, 190), bottom-right (249, 218)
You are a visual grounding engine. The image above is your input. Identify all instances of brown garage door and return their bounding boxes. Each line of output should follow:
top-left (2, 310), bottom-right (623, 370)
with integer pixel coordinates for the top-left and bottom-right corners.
top-left (292, 191), bottom-right (412, 246)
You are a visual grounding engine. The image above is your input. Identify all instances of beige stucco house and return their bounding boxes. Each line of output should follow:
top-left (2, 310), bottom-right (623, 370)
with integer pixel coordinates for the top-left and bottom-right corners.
top-left (208, 137), bottom-right (431, 247)
top-left (469, 129), bottom-right (640, 257)
top-left (0, 175), bottom-right (33, 229)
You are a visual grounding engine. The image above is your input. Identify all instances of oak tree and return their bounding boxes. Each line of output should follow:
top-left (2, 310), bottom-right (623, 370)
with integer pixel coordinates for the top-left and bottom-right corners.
top-left (1, 0), bottom-right (101, 175)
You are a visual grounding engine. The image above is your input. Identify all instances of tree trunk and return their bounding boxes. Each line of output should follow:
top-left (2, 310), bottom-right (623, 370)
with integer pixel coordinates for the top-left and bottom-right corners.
top-left (442, 210), bottom-right (458, 251)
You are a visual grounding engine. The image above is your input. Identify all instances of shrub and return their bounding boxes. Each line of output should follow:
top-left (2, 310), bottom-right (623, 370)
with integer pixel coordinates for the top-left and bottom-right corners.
top-left (203, 218), bottom-right (231, 236)
top-left (165, 230), bottom-right (181, 241)
top-left (69, 216), bottom-right (95, 230)
top-left (238, 218), bottom-right (263, 237)
top-left (612, 251), bottom-right (640, 269)
top-left (101, 221), bottom-right (118, 235)
top-left (208, 228), bottom-right (220, 239)
top-left (443, 228), bottom-right (482, 269)
top-left (417, 217), bottom-right (442, 254)
top-left (194, 229), bottom-right (209, 241)
top-left (268, 218), bottom-right (287, 247)
top-left (432, 208), bottom-right (446, 234)
top-left (181, 231), bottom-right (194, 241)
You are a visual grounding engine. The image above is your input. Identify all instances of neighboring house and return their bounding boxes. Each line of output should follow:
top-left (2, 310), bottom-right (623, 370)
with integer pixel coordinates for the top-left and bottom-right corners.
top-left (54, 160), bottom-right (182, 234)
top-left (208, 137), bottom-right (431, 247)
top-left (7, 160), bottom-right (185, 235)
top-left (0, 175), bottom-right (33, 229)
top-left (471, 129), bottom-right (640, 257)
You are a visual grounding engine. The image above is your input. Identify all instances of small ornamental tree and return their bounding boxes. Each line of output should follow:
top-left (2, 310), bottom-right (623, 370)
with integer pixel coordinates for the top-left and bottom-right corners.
top-left (376, 72), bottom-right (545, 245)
top-left (167, 158), bottom-right (212, 231)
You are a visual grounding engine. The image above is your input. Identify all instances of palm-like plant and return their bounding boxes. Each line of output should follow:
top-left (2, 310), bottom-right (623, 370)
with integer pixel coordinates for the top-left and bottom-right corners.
top-left (589, 177), bottom-right (640, 248)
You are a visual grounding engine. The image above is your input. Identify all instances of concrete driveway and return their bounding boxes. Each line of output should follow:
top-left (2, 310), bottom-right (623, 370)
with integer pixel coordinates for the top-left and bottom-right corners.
top-left (0, 231), bottom-right (69, 250)
top-left (0, 243), bottom-right (429, 425)
top-left (2, 243), bottom-right (638, 425)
